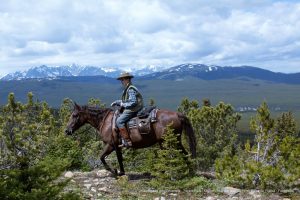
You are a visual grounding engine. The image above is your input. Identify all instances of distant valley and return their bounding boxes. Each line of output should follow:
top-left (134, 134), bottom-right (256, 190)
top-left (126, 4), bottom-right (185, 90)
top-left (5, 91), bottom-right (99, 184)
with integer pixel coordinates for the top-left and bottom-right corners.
top-left (1, 63), bottom-right (300, 113)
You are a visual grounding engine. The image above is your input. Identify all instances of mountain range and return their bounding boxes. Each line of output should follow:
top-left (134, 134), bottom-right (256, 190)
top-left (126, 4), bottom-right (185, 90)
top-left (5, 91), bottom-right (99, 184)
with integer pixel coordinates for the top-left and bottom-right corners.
top-left (1, 64), bottom-right (160, 81)
top-left (1, 63), bottom-right (300, 114)
top-left (2, 63), bottom-right (300, 84)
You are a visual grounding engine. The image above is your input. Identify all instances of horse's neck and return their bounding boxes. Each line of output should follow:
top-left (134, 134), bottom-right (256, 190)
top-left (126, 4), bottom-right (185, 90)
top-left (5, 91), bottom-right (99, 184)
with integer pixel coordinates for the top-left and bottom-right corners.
top-left (85, 109), bottom-right (110, 130)
top-left (86, 118), bottom-right (100, 129)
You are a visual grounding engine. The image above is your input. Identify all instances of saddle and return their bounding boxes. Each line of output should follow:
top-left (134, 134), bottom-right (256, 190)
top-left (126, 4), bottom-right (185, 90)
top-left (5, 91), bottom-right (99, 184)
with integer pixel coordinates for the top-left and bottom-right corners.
top-left (114, 106), bottom-right (158, 135)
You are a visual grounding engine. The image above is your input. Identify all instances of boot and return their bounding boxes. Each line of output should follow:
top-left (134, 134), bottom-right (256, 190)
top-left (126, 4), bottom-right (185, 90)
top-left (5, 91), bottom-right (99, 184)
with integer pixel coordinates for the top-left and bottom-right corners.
top-left (118, 127), bottom-right (132, 148)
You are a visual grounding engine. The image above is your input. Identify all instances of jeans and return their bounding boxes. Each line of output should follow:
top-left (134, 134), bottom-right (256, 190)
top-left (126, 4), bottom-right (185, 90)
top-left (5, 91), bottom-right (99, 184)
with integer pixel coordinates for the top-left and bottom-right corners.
top-left (116, 111), bottom-right (137, 128)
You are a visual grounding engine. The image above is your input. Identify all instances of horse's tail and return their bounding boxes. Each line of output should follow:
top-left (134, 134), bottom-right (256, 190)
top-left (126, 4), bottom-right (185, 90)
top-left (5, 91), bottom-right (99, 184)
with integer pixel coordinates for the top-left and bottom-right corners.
top-left (178, 113), bottom-right (197, 158)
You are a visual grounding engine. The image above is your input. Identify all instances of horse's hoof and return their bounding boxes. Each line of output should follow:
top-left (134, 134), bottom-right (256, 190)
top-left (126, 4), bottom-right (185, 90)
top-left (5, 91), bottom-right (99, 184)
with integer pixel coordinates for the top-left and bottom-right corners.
top-left (118, 172), bottom-right (125, 176)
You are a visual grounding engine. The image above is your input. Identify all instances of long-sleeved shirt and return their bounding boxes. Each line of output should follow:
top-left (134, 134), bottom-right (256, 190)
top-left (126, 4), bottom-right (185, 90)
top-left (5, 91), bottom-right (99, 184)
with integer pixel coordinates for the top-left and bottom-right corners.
top-left (121, 83), bottom-right (143, 112)
top-left (122, 88), bottom-right (138, 109)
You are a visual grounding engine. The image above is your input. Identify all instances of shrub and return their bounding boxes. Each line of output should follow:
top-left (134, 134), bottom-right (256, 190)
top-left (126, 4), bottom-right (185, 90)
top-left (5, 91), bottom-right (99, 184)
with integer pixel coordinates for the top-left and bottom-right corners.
top-left (215, 102), bottom-right (300, 190)
top-left (0, 93), bottom-right (80, 199)
top-left (178, 98), bottom-right (241, 170)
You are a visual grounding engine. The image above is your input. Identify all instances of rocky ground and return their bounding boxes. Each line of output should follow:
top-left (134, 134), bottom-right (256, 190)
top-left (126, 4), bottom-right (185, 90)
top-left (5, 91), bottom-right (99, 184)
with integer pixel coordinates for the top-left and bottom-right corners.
top-left (62, 170), bottom-right (299, 200)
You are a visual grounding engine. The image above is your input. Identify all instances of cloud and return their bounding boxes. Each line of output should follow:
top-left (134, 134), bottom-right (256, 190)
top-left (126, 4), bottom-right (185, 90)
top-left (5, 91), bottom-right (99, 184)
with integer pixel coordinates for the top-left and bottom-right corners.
top-left (0, 0), bottom-right (300, 75)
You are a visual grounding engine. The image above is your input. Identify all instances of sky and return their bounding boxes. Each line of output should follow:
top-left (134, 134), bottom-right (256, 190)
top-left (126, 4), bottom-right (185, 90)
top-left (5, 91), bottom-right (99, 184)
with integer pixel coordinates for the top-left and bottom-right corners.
top-left (0, 0), bottom-right (300, 76)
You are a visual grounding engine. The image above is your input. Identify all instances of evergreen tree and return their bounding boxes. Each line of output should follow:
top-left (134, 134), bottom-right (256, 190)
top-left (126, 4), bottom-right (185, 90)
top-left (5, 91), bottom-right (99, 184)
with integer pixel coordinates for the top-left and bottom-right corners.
top-left (152, 125), bottom-right (190, 186)
top-left (179, 98), bottom-right (240, 170)
top-left (216, 102), bottom-right (300, 189)
top-left (177, 97), bottom-right (199, 115)
top-left (0, 93), bottom-right (79, 199)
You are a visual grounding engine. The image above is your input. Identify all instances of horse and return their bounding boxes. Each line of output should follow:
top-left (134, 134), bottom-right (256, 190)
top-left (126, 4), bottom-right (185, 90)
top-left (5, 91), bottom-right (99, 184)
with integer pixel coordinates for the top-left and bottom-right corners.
top-left (65, 103), bottom-right (196, 176)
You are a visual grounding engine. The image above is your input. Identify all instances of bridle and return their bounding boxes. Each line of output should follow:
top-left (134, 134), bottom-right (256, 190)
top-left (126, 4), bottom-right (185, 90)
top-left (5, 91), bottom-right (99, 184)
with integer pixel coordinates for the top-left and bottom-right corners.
top-left (73, 109), bottom-right (111, 135)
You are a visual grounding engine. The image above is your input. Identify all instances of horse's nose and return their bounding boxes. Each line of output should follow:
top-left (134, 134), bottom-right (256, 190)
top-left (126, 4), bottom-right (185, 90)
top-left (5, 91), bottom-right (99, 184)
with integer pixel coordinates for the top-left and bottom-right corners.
top-left (65, 128), bottom-right (72, 135)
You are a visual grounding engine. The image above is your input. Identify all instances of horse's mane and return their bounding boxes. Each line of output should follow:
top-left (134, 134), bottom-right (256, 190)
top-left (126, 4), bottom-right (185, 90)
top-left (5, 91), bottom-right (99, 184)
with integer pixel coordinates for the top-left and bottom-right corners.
top-left (81, 105), bottom-right (112, 117)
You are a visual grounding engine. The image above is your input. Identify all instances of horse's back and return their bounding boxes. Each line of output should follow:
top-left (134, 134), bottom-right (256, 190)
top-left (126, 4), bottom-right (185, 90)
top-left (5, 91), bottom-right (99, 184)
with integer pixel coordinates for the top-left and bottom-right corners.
top-left (129, 109), bottom-right (183, 148)
top-left (156, 109), bottom-right (182, 130)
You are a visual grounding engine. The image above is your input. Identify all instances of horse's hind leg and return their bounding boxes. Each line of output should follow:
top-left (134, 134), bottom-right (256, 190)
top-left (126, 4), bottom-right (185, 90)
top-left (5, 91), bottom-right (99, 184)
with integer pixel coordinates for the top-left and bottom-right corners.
top-left (100, 144), bottom-right (117, 175)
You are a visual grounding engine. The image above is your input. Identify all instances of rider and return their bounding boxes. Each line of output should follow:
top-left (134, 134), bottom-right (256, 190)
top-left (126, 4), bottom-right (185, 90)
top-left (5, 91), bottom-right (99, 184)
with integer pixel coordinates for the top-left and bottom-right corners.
top-left (111, 72), bottom-right (144, 147)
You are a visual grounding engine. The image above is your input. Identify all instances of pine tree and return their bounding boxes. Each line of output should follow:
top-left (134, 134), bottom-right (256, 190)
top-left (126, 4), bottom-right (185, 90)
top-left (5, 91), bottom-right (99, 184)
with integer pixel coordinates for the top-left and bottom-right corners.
top-left (182, 100), bottom-right (240, 170)
top-left (216, 102), bottom-right (300, 189)
top-left (152, 125), bottom-right (190, 187)
top-left (177, 97), bottom-right (199, 115)
top-left (0, 93), bottom-right (79, 199)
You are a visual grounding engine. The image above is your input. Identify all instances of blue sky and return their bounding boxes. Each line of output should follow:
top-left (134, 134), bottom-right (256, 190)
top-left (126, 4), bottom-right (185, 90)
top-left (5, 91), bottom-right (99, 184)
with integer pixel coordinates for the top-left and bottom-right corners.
top-left (0, 0), bottom-right (300, 76)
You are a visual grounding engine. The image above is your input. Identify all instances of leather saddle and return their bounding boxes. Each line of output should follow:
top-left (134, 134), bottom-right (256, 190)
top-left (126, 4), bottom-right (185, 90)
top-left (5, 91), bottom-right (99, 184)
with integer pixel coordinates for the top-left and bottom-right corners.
top-left (114, 106), bottom-right (158, 135)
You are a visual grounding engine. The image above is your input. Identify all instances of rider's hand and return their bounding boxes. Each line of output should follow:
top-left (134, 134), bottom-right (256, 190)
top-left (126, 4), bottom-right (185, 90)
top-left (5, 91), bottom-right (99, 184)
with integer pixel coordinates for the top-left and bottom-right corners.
top-left (111, 100), bottom-right (121, 107)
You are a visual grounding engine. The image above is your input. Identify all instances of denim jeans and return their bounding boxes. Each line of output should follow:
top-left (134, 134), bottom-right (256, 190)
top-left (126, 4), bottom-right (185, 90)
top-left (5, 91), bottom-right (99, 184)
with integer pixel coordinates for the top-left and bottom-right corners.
top-left (116, 111), bottom-right (137, 128)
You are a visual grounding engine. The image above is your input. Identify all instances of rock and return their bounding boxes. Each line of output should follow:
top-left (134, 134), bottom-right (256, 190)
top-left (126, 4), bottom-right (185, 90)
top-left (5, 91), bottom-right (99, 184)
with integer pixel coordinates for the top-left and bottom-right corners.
top-left (98, 186), bottom-right (110, 193)
top-left (249, 190), bottom-right (261, 199)
top-left (96, 169), bottom-right (111, 177)
top-left (91, 187), bottom-right (97, 193)
top-left (64, 171), bottom-right (74, 178)
top-left (205, 197), bottom-right (216, 200)
top-left (197, 171), bottom-right (216, 179)
top-left (154, 197), bottom-right (165, 200)
top-left (169, 193), bottom-right (177, 197)
top-left (223, 187), bottom-right (241, 196)
top-left (84, 184), bottom-right (92, 190)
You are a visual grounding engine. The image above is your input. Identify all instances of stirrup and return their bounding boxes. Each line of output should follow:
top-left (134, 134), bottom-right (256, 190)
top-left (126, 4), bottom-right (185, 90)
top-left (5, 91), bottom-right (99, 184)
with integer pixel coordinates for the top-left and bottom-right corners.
top-left (118, 139), bottom-right (132, 148)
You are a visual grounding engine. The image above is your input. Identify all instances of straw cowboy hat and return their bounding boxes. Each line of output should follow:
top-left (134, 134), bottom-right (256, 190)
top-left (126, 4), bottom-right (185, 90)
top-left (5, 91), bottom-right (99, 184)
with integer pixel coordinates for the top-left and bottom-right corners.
top-left (117, 72), bottom-right (134, 80)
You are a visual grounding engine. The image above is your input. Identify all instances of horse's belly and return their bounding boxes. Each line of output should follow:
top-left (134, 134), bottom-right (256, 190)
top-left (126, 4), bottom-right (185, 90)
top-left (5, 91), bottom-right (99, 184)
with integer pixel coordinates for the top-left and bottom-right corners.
top-left (129, 128), bottom-right (157, 148)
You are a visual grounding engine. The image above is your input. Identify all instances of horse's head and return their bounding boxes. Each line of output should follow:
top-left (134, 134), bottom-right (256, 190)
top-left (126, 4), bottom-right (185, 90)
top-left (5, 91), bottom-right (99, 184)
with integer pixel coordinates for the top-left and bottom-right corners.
top-left (65, 103), bottom-right (87, 135)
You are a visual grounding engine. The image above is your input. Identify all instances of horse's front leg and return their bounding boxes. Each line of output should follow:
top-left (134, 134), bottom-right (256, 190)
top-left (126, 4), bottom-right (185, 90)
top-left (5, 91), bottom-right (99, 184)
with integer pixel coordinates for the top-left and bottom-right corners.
top-left (100, 143), bottom-right (117, 175)
top-left (115, 147), bottom-right (125, 176)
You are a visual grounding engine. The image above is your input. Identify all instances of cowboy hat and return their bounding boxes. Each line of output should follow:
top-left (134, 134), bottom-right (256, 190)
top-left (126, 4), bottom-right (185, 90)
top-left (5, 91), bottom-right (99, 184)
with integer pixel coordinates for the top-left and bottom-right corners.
top-left (117, 72), bottom-right (134, 80)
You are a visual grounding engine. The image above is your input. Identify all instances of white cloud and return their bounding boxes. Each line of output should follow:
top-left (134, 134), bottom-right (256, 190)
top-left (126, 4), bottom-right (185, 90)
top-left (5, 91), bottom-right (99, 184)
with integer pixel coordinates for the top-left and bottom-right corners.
top-left (0, 0), bottom-right (300, 75)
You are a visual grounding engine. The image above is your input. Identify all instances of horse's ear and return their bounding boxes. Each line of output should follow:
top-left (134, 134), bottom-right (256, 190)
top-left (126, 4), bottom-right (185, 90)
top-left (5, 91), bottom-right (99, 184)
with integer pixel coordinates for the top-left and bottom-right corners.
top-left (74, 102), bottom-right (81, 111)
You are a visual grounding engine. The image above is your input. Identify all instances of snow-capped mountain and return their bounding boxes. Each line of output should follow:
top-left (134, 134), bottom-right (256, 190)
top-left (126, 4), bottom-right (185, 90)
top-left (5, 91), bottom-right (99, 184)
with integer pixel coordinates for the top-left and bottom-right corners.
top-left (140, 63), bottom-right (300, 84)
top-left (166, 63), bottom-right (219, 72)
top-left (141, 63), bottom-right (222, 79)
top-left (1, 64), bottom-right (159, 81)
top-left (2, 63), bottom-right (300, 84)
top-left (135, 65), bottom-right (161, 76)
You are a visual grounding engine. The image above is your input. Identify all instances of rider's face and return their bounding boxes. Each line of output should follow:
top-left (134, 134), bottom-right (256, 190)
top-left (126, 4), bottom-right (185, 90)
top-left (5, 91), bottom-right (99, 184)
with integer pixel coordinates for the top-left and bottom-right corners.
top-left (120, 78), bottom-right (130, 87)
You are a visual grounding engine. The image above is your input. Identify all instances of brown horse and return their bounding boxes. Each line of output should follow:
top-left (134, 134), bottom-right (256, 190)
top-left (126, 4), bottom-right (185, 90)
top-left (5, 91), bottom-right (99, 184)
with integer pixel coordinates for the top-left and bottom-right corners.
top-left (65, 103), bottom-right (196, 176)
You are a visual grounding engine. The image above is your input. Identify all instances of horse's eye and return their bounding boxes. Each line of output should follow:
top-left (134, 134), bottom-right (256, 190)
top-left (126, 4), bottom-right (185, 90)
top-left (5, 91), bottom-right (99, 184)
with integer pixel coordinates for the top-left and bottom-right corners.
top-left (73, 114), bottom-right (78, 118)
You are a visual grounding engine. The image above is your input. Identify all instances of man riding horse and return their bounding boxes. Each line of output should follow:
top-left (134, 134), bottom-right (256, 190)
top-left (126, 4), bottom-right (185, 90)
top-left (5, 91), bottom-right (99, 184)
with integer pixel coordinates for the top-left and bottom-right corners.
top-left (111, 72), bottom-right (144, 148)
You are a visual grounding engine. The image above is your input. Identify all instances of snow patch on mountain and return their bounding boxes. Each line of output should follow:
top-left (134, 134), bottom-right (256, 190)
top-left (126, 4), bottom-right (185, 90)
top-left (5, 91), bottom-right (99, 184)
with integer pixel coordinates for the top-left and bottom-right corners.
top-left (0, 64), bottom-right (161, 81)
